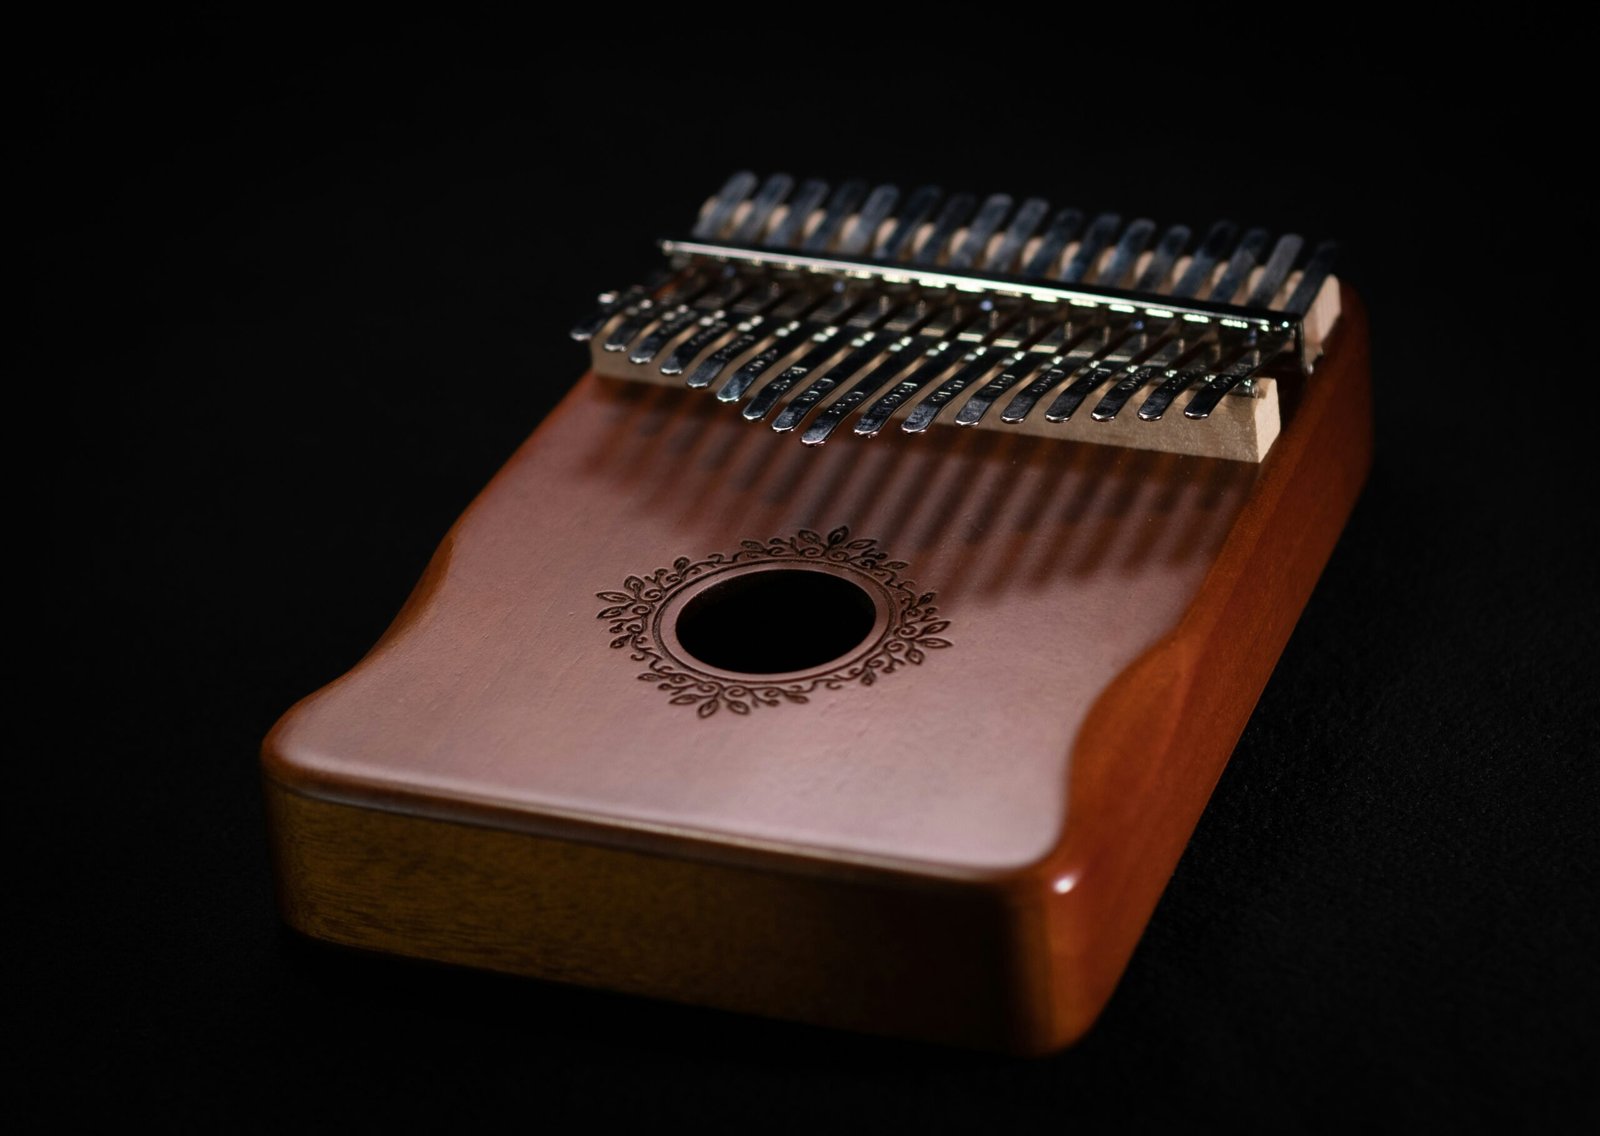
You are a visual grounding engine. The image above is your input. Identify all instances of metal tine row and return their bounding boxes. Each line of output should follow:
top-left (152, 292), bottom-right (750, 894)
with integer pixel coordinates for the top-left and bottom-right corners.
top-left (574, 174), bottom-right (1338, 441)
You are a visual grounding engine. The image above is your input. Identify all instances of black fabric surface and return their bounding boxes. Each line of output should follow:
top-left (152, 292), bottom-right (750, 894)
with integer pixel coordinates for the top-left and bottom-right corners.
top-left (22, 20), bottom-right (1597, 1131)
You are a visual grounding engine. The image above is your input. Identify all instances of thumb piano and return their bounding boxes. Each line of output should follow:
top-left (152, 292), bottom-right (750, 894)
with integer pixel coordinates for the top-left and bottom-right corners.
top-left (263, 173), bottom-right (1371, 1054)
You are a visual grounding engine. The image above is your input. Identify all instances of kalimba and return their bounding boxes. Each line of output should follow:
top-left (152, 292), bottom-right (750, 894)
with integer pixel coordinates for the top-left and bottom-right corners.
top-left (262, 173), bottom-right (1372, 1054)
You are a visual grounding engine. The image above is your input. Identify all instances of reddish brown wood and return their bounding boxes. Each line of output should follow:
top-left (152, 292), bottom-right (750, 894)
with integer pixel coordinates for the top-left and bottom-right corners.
top-left (263, 288), bottom-right (1372, 1053)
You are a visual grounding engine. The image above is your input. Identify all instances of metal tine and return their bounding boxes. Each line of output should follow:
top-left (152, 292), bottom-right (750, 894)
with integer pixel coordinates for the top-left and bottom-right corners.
top-left (830, 184), bottom-right (898, 255)
top-left (690, 171), bottom-right (760, 240)
top-left (1060, 212), bottom-right (1123, 283)
top-left (764, 178), bottom-right (829, 248)
top-left (650, 175), bottom-right (805, 372)
top-left (729, 173), bottom-right (795, 244)
top-left (630, 273), bottom-right (745, 364)
top-left (1091, 337), bottom-right (1205, 422)
top-left (910, 193), bottom-right (978, 267)
top-left (1082, 224), bottom-right (1196, 420)
top-left (791, 196), bottom-right (1020, 437)
top-left (772, 299), bottom-right (960, 435)
top-left (875, 185), bottom-right (943, 261)
top-left (902, 321), bottom-right (1046, 434)
top-left (1042, 328), bottom-right (1148, 422)
top-left (801, 307), bottom-right (986, 444)
top-left (661, 282), bottom-right (783, 376)
top-left (1096, 218), bottom-right (1156, 288)
top-left (1131, 224), bottom-right (1190, 293)
top-left (683, 288), bottom-right (832, 388)
top-left (1020, 208), bottom-right (1084, 278)
top-left (853, 306), bottom-right (1024, 437)
top-left (1170, 220), bottom-right (1238, 298)
top-left (800, 180), bottom-right (870, 252)
top-left (1182, 242), bottom-right (1336, 419)
top-left (715, 289), bottom-right (864, 402)
top-left (602, 275), bottom-right (718, 353)
top-left (707, 185), bottom-right (895, 395)
top-left (1208, 227), bottom-right (1271, 303)
top-left (569, 273), bottom-right (665, 342)
top-left (983, 218), bottom-right (1149, 425)
top-left (996, 320), bottom-right (1108, 424)
top-left (946, 193), bottom-right (1014, 271)
top-left (743, 295), bottom-right (901, 421)
top-left (984, 197), bottom-right (1050, 274)
top-left (1184, 334), bottom-right (1294, 419)
top-left (1283, 240), bottom-right (1339, 315)
top-left (952, 315), bottom-right (1082, 428)
top-left (1138, 355), bottom-right (1228, 421)
top-left (1243, 234), bottom-right (1303, 308)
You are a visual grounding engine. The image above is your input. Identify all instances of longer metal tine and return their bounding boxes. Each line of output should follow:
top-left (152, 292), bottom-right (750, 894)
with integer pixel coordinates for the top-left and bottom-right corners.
top-left (1283, 240), bottom-right (1339, 315)
top-left (1170, 220), bottom-right (1238, 298)
top-left (947, 193), bottom-right (1014, 270)
top-left (1244, 234), bottom-right (1303, 308)
top-left (875, 185), bottom-right (943, 261)
top-left (984, 197), bottom-right (1050, 274)
top-left (1060, 212), bottom-right (1123, 282)
top-left (801, 180), bottom-right (869, 252)
top-left (730, 173), bottom-right (795, 244)
top-left (1132, 224), bottom-right (1190, 293)
top-left (1208, 227), bottom-right (1271, 303)
top-left (1020, 207), bottom-right (1084, 278)
top-left (690, 171), bottom-right (759, 240)
top-left (765, 178), bottom-right (829, 248)
top-left (1097, 218), bottom-right (1156, 287)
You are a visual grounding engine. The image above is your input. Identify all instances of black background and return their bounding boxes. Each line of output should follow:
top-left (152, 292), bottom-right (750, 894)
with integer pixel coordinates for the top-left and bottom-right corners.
top-left (22, 18), bottom-right (1597, 1131)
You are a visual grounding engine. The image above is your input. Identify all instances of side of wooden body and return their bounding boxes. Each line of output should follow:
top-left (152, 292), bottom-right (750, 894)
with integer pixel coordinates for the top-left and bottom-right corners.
top-left (263, 291), bottom-right (1371, 1054)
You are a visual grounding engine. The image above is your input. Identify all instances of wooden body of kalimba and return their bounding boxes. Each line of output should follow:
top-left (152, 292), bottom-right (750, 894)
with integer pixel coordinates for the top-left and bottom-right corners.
top-left (263, 178), bottom-right (1371, 1053)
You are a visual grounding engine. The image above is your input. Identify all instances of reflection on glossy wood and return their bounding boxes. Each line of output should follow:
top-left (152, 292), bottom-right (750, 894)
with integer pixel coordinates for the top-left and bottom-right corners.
top-left (264, 289), bottom-right (1371, 1053)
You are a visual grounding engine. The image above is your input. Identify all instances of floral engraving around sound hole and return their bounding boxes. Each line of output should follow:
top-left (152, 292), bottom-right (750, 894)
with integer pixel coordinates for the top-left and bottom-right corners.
top-left (595, 526), bottom-right (952, 717)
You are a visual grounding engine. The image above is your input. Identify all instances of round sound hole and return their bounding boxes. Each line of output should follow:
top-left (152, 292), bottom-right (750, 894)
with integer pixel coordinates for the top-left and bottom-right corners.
top-left (672, 568), bottom-right (878, 675)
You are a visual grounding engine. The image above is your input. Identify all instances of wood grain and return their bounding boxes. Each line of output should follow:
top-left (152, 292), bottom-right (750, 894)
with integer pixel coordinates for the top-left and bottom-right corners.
top-left (263, 287), bottom-right (1371, 1053)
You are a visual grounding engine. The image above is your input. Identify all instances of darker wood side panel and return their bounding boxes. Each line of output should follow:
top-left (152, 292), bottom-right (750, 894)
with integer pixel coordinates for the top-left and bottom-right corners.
top-left (1037, 289), bottom-right (1374, 1047)
top-left (264, 779), bottom-right (1031, 1051)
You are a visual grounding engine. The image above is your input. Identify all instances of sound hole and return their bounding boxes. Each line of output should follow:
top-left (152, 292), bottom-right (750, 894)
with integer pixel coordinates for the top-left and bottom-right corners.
top-left (673, 569), bottom-right (877, 675)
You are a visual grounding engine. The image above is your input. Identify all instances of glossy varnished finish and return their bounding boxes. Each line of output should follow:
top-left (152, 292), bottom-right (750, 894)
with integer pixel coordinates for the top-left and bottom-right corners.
top-left (263, 288), bottom-right (1371, 1053)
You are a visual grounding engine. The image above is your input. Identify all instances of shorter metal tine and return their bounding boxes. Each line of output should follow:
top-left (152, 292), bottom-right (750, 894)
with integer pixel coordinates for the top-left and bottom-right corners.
top-left (730, 173), bottom-right (796, 245)
top-left (690, 171), bottom-right (760, 240)
top-left (765, 179), bottom-right (830, 248)
top-left (946, 194), bottom-right (1014, 271)
top-left (911, 193), bottom-right (978, 267)
top-left (1171, 220), bottom-right (1239, 298)
top-left (801, 180), bottom-right (870, 252)
top-left (1096, 218), bottom-right (1156, 288)
top-left (1208, 227), bottom-right (1271, 303)
top-left (1283, 241), bottom-right (1339, 315)
top-left (1132, 225), bottom-right (1190, 293)
top-left (984, 197), bottom-right (1049, 274)
top-left (1244, 234), bottom-right (1304, 308)
top-left (1061, 212), bottom-right (1123, 283)
top-left (875, 185), bottom-right (943, 261)
top-left (832, 183), bottom-right (896, 257)
top-left (1020, 208), bottom-right (1083, 278)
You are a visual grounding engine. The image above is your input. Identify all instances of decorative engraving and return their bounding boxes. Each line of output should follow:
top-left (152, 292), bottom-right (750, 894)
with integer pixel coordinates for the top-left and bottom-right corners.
top-left (596, 526), bottom-right (950, 717)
